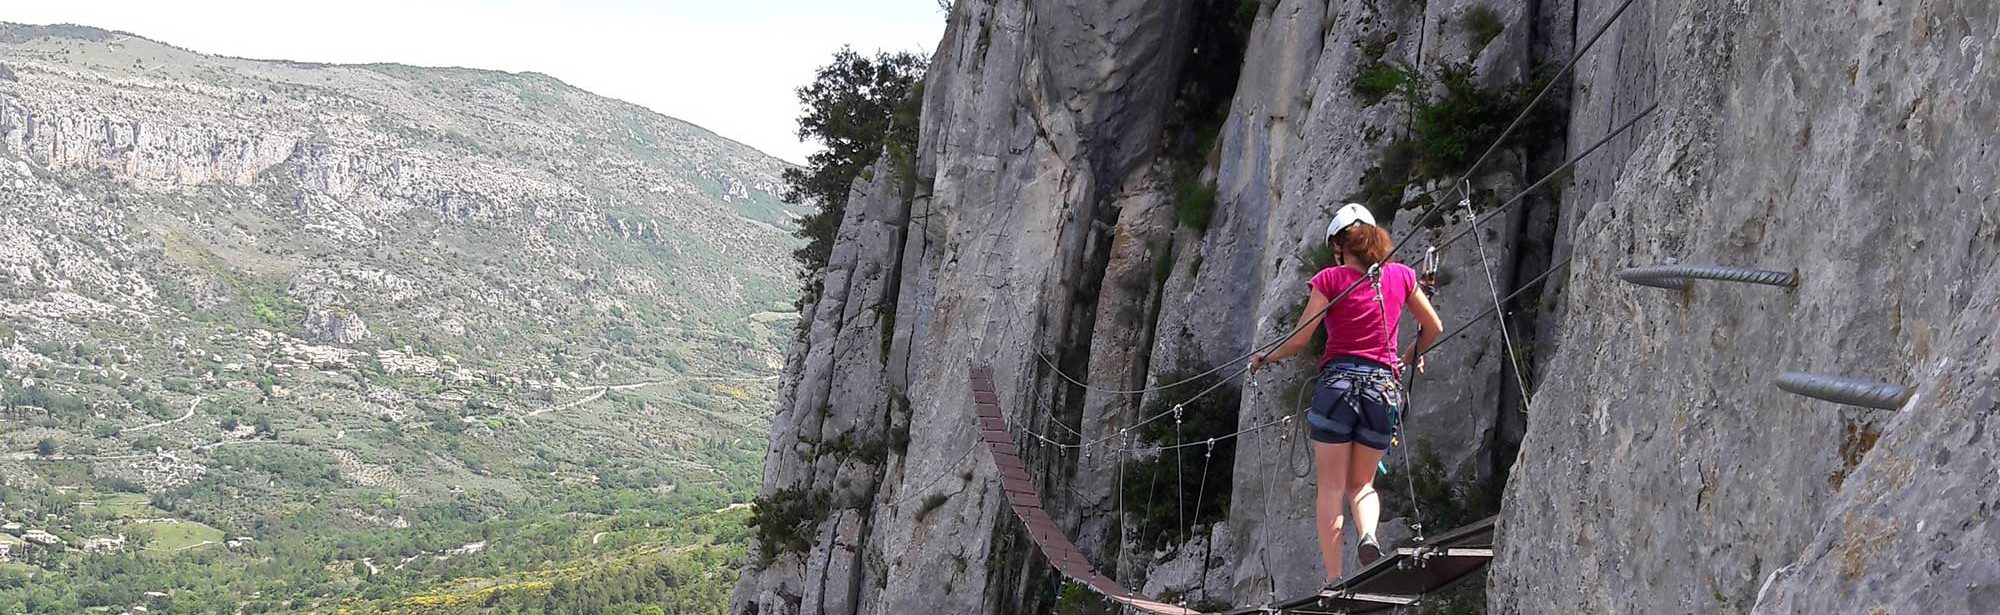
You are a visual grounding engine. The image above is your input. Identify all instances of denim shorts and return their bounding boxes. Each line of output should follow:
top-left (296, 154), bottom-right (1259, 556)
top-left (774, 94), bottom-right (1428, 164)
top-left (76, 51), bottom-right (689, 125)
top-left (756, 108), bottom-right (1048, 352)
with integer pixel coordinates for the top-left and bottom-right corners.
top-left (1306, 357), bottom-right (1402, 450)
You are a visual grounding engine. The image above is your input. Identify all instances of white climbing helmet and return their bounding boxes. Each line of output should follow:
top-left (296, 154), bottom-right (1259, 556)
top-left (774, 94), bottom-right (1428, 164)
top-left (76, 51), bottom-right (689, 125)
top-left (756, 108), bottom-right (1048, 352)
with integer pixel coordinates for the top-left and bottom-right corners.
top-left (1327, 202), bottom-right (1376, 238)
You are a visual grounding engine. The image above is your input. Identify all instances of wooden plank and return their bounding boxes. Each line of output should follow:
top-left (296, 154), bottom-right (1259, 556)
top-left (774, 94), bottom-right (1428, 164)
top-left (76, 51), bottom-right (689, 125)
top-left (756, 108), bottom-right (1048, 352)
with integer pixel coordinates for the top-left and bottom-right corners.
top-left (1040, 545), bottom-right (1081, 563)
top-left (975, 402), bottom-right (1004, 419)
top-left (1116, 596), bottom-right (1198, 615)
top-left (973, 390), bottom-right (1001, 405)
top-left (999, 475), bottom-right (1036, 496)
top-left (996, 463), bottom-right (1032, 483)
top-left (978, 416), bottom-right (1010, 432)
top-left (1005, 491), bottom-right (1043, 510)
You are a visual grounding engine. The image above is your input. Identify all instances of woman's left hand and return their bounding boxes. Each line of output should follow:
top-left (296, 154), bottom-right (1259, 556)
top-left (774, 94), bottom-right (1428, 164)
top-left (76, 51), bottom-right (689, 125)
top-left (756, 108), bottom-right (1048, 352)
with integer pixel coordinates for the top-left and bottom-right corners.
top-left (1248, 352), bottom-right (1270, 373)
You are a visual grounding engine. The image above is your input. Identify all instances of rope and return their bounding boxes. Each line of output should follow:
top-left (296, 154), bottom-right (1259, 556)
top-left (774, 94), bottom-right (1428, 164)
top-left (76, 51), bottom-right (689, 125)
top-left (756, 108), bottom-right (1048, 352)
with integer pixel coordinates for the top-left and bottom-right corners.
top-left (1427, 103), bottom-right (1659, 254)
top-left (1257, 407), bottom-right (1286, 606)
top-left (1289, 377), bottom-right (1315, 479)
top-left (1457, 183), bottom-right (1535, 411)
top-left (1192, 438), bottom-right (1216, 606)
top-left (1422, 256), bottom-right (1572, 358)
top-left (1004, 413), bottom-right (1291, 455)
top-left (1399, 364), bottom-right (1427, 543)
top-left (1024, 270), bottom-right (1370, 399)
top-left (1116, 427), bottom-right (1128, 584)
top-left (1174, 406), bottom-right (1188, 552)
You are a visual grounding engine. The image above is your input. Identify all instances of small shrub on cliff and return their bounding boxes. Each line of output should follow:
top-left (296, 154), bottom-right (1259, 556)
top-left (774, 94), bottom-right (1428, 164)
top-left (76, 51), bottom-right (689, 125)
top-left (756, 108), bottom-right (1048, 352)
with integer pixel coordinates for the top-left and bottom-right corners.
top-left (746, 487), bottom-right (830, 559)
top-left (1410, 63), bottom-right (1540, 178)
top-left (1056, 580), bottom-right (1102, 615)
top-left (1352, 61), bottom-right (1417, 106)
top-left (1460, 5), bottom-right (1506, 50)
top-left (1347, 63), bottom-right (1556, 219)
top-left (1175, 177), bottom-right (1219, 230)
top-left (914, 493), bottom-right (950, 522)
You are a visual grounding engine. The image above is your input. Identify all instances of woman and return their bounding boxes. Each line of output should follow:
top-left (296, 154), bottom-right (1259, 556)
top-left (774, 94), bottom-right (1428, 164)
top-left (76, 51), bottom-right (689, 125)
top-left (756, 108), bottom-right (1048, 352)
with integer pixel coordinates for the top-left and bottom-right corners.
top-left (1249, 203), bottom-right (1442, 585)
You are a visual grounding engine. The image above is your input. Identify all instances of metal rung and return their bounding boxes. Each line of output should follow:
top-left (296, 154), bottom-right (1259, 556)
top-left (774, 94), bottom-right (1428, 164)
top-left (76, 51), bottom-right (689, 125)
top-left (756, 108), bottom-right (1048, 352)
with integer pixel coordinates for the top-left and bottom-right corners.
top-left (1616, 264), bottom-right (1798, 290)
top-left (1316, 590), bottom-right (1420, 606)
top-left (1775, 372), bottom-right (1913, 410)
top-left (1408, 547), bottom-right (1493, 558)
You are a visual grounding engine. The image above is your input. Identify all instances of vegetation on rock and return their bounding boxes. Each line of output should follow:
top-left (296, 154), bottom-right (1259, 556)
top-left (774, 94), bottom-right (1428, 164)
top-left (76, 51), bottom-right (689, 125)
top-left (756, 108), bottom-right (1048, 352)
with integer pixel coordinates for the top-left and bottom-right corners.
top-left (784, 47), bottom-right (928, 283)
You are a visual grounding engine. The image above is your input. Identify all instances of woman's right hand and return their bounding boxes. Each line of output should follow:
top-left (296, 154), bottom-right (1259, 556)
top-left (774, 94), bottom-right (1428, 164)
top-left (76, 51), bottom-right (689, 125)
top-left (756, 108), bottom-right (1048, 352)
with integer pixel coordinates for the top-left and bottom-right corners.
top-left (1403, 351), bottom-right (1426, 375)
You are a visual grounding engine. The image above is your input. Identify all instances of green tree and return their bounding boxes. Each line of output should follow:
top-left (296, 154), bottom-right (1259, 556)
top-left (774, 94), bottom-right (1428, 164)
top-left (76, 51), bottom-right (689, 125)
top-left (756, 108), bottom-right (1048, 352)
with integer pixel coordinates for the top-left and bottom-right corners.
top-left (785, 47), bottom-right (927, 280)
top-left (35, 438), bottom-right (57, 457)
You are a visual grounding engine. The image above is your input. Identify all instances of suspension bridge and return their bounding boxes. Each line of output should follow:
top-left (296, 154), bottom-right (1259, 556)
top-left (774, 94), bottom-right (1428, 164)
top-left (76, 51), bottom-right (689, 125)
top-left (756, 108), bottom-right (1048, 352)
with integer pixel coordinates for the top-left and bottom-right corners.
top-left (972, 367), bottom-right (1500, 614)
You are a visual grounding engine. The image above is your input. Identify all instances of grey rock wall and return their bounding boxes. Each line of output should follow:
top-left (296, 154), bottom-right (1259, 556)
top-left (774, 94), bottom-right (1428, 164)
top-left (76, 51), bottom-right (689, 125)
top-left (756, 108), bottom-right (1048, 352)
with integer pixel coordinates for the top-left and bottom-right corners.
top-left (1492, 0), bottom-right (2000, 613)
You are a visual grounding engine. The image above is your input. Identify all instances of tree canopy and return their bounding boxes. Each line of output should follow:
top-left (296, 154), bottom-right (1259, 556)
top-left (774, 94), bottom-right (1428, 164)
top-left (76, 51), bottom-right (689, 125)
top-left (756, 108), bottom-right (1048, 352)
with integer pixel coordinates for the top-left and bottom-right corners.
top-left (784, 47), bottom-right (927, 284)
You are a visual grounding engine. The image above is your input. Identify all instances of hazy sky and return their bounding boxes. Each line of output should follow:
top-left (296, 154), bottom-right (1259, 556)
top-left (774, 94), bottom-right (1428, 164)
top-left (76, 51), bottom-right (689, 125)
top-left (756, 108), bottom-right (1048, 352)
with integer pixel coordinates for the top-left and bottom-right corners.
top-left (0, 0), bottom-right (948, 163)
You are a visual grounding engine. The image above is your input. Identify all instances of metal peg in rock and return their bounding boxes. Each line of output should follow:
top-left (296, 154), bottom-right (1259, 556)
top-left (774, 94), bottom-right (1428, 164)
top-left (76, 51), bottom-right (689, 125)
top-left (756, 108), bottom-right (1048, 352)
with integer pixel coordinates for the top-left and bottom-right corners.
top-left (1774, 372), bottom-right (1913, 410)
top-left (1615, 264), bottom-right (1798, 290)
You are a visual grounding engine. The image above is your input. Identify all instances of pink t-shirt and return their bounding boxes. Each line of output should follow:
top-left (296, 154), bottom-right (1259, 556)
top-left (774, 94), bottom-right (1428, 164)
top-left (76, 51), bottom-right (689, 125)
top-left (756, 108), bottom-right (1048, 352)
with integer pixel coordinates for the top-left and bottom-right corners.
top-left (1307, 263), bottom-right (1416, 371)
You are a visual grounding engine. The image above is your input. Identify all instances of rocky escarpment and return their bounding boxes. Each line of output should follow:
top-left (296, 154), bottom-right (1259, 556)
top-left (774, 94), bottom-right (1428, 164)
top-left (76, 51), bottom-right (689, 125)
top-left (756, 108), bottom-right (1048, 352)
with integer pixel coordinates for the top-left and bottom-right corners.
top-left (737, 0), bottom-right (2000, 614)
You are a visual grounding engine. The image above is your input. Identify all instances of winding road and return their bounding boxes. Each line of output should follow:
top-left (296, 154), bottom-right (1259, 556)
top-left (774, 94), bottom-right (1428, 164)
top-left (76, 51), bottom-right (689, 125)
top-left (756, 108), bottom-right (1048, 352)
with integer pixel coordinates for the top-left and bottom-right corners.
top-left (127, 397), bottom-right (201, 433)
top-left (518, 380), bottom-right (667, 420)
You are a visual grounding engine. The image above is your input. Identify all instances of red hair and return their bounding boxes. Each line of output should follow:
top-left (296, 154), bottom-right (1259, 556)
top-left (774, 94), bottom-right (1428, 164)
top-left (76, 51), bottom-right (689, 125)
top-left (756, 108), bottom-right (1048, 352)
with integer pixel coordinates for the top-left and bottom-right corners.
top-left (1332, 223), bottom-right (1392, 266)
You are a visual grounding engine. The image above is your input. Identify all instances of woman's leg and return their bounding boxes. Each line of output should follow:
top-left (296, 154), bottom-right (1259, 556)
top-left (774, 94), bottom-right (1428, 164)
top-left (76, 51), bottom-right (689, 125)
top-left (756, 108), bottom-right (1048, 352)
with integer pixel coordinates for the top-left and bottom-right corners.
top-left (1344, 444), bottom-right (1389, 542)
top-left (1313, 441), bottom-right (1352, 583)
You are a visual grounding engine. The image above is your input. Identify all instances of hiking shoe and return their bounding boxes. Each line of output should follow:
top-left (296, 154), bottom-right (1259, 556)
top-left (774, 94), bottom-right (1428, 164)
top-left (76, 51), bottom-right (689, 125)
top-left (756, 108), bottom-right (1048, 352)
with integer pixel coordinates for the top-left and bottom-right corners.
top-left (1358, 533), bottom-right (1382, 566)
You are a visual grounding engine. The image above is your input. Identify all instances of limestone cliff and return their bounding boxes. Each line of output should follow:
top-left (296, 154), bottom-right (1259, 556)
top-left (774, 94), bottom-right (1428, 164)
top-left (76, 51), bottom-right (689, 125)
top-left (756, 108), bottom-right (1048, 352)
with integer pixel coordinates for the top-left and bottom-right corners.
top-left (735, 0), bottom-right (2000, 614)
top-left (1491, 0), bottom-right (2000, 613)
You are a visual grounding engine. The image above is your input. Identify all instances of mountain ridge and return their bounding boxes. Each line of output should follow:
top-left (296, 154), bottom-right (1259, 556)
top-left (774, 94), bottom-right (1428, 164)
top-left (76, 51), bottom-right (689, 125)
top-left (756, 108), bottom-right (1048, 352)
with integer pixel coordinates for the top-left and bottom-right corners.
top-left (0, 20), bottom-right (787, 164)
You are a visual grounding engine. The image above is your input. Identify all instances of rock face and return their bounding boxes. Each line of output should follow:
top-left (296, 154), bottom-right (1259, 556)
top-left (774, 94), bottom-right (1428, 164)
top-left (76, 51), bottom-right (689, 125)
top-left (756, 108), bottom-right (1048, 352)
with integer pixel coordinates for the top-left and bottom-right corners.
top-left (739, 0), bottom-right (1999, 614)
top-left (301, 306), bottom-right (369, 345)
top-left (1490, 0), bottom-right (2000, 613)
